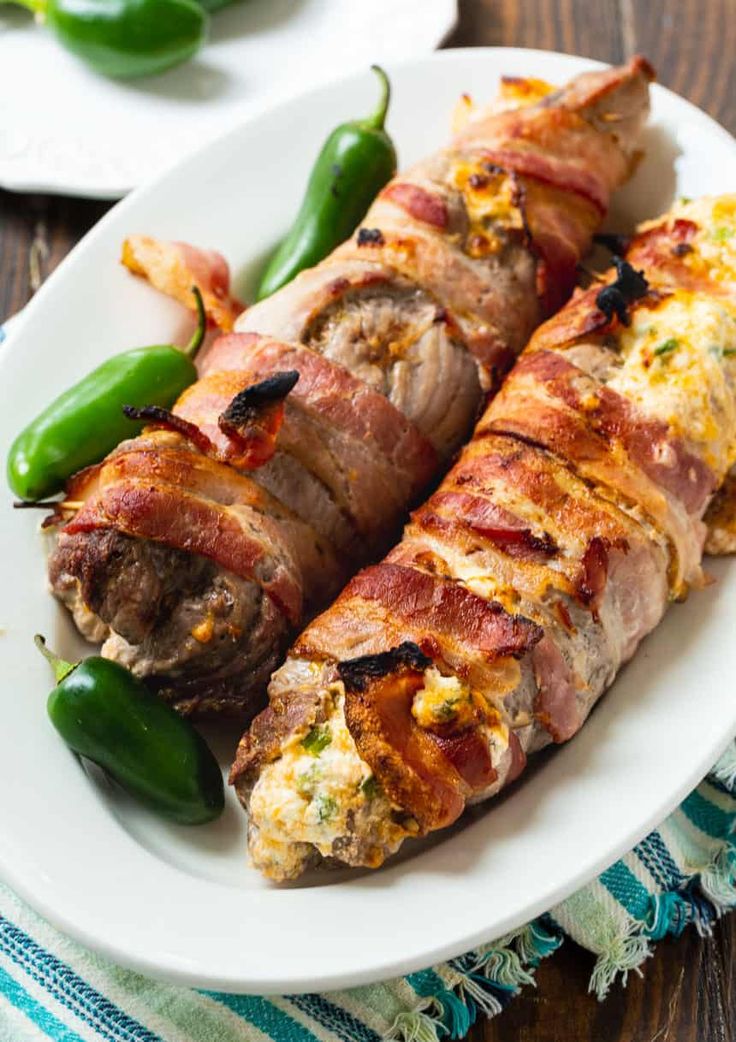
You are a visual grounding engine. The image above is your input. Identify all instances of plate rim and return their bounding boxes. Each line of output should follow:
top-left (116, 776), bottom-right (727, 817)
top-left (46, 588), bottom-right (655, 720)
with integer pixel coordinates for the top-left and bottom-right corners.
top-left (1, 45), bottom-right (736, 994)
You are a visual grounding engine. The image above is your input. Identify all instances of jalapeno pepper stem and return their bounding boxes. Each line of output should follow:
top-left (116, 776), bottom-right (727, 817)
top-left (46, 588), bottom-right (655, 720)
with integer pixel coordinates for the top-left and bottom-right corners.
top-left (34, 634), bottom-right (77, 684)
top-left (183, 286), bottom-right (206, 360)
top-left (364, 65), bottom-right (391, 131)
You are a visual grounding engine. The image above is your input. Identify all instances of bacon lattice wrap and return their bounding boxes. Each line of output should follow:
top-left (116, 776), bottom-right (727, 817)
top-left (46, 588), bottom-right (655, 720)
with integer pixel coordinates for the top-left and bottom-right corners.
top-left (235, 194), bottom-right (736, 881)
top-left (49, 58), bottom-right (653, 716)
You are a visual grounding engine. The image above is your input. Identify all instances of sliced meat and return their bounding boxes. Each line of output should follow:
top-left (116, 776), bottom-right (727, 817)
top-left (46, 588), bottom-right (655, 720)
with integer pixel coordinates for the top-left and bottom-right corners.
top-left (50, 529), bottom-right (288, 717)
top-left (301, 282), bottom-right (483, 460)
top-left (237, 266), bottom-right (484, 459)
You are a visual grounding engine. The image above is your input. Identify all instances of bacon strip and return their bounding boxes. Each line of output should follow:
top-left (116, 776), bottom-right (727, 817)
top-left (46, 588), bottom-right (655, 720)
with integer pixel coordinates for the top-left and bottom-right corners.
top-left (342, 657), bottom-right (470, 830)
top-left (199, 334), bottom-right (438, 500)
top-left (381, 183), bottom-right (449, 230)
top-left (414, 489), bottom-right (559, 561)
top-left (483, 348), bottom-right (714, 592)
top-left (64, 457), bottom-right (304, 624)
top-left (337, 642), bottom-right (496, 826)
top-left (121, 235), bottom-right (245, 331)
top-left (297, 562), bottom-right (542, 669)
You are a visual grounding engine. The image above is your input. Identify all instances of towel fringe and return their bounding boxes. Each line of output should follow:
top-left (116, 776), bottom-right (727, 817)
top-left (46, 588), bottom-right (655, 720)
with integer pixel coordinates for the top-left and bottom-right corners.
top-left (697, 840), bottom-right (736, 915)
top-left (385, 922), bottom-right (562, 1041)
top-left (590, 778), bottom-right (736, 998)
top-left (711, 742), bottom-right (736, 793)
top-left (386, 1011), bottom-right (443, 1042)
top-left (387, 749), bottom-right (736, 1032)
top-left (588, 930), bottom-right (651, 1000)
top-left (511, 920), bottom-right (564, 964)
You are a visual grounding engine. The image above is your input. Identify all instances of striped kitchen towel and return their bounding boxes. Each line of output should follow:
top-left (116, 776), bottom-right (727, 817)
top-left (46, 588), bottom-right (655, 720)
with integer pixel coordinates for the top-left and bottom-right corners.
top-left (1, 740), bottom-right (735, 1042)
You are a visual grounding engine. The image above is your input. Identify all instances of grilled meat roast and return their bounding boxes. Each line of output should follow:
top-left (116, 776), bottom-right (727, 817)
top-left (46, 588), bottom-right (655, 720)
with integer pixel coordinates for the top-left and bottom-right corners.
top-left (233, 195), bottom-right (736, 881)
top-left (49, 58), bottom-right (653, 716)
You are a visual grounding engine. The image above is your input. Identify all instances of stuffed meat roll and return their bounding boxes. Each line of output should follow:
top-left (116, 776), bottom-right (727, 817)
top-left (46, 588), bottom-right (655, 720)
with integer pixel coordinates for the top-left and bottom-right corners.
top-left (234, 195), bottom-right (736, 880)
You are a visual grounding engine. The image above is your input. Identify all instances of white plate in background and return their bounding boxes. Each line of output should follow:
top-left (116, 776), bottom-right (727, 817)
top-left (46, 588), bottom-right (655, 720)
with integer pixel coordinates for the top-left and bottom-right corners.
top-left (1, 48), bottom-right (735, 994)
top-left (0, 0), bottom-right (456, 198)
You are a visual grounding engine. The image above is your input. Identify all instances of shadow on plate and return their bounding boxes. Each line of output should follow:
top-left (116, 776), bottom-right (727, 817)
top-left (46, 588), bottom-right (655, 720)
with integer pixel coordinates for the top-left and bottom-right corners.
top-left (606, 123), bottom-right (682, 233)
top-left (233, 239), bottom-right (281, 305)
top-left (210, 0), bottom-right (309, 44)
top-left (119, 59), bottom-right (235, 104)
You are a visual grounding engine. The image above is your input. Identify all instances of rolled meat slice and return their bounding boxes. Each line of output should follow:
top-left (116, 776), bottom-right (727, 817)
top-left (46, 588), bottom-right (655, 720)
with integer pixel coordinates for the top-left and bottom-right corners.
top-left (49, 58), bottom-right (653, 716)
top-left (234, 195), bottom-right (736, 881)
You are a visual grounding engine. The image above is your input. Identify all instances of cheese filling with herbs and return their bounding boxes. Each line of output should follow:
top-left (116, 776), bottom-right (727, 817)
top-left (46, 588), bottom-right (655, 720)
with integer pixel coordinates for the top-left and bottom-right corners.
top-left (247, 666), bottom-right (512, 879)
top-left (671, 196), bottom-right (736, 284)
top-left (605, 197), bottom-right (736, 481)
top-left (247, 684), bottom-right (412, 880)
top-left (411, 667), bottom-right (477, 729)
top-left (609, 292), bottom-right (736, 474)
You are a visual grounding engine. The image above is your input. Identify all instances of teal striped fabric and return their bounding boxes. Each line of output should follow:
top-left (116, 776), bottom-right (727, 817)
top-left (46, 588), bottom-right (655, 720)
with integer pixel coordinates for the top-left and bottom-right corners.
top-left (2, 741), bottom-right (735, 1042)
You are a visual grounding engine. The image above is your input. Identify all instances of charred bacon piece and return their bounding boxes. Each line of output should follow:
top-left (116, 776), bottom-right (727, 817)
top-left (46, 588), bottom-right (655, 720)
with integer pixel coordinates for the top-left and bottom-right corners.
top-left (594, 256), bottom-right (649, 325)
top-left (217, 370), bottom-right (299, 470)
top-left (337, 642), bottom-right (432, 692)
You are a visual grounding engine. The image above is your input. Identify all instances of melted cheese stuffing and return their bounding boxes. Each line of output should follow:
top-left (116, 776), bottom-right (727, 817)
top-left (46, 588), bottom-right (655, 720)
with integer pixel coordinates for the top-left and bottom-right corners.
top-left (450, 77), bottom-right (554, 134)
top-left (411, 667), bottom-right (476, 729)
top-left (674, 196), bottom-right (736, 287)
top-left (602, 196), bottom-right (736, 478)
top-left (249, 667), bottom-right (499, 879)
top-left (451, 160), bottom-right (525, 259)
top-left (248, 686), bottom-right (409, 880)
top-left (608, 291), bottom-right (736, 476)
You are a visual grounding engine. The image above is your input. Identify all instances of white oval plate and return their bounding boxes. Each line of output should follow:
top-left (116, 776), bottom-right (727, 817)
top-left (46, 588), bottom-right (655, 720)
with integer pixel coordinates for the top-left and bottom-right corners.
top-left (0, 0), bottom-right (456, 198)
top-left (1, 48), bottom-right (736, 995)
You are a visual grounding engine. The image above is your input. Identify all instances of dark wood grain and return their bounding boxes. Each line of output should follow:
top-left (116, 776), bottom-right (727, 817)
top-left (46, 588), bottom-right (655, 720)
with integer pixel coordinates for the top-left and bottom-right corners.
top-left (446, 0), bottom-right (624, 62)
top-left (625, 0), bottom-right (736, 133)
top-left (476, 923), bottom-right (735, 1042)
top-left (1, 3), bottom-right (734, 1040)
top-left (0, 190), bottom-right (108, 322)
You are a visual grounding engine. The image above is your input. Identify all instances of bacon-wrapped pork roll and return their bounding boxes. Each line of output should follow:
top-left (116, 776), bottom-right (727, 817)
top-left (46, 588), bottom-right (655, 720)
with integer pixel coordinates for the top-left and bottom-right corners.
top-left (49, 59), bottom-right (653, 716)
top-left (234, 195), bottom-right (736, 880)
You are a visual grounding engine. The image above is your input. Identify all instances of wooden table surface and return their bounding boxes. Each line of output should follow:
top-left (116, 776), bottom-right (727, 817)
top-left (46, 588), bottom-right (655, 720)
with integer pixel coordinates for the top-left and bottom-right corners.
top-left (1, 2), bottom-right (734, 1039)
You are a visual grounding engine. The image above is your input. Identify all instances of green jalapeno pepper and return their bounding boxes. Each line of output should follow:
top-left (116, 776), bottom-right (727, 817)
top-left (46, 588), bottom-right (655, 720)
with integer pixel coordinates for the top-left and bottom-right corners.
top-left (7, 287), bottom-right (205, 502)
top-left (36, 636), bottom-right (224, 824)
top-left (6, 0), bottom-right (208, 79)
top-left (256, 64), bottom-right (398, 301)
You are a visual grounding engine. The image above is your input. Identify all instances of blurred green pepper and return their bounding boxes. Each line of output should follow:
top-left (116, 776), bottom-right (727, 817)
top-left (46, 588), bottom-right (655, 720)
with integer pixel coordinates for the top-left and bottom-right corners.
top-left (7, 0), bottom-right (208, 79)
